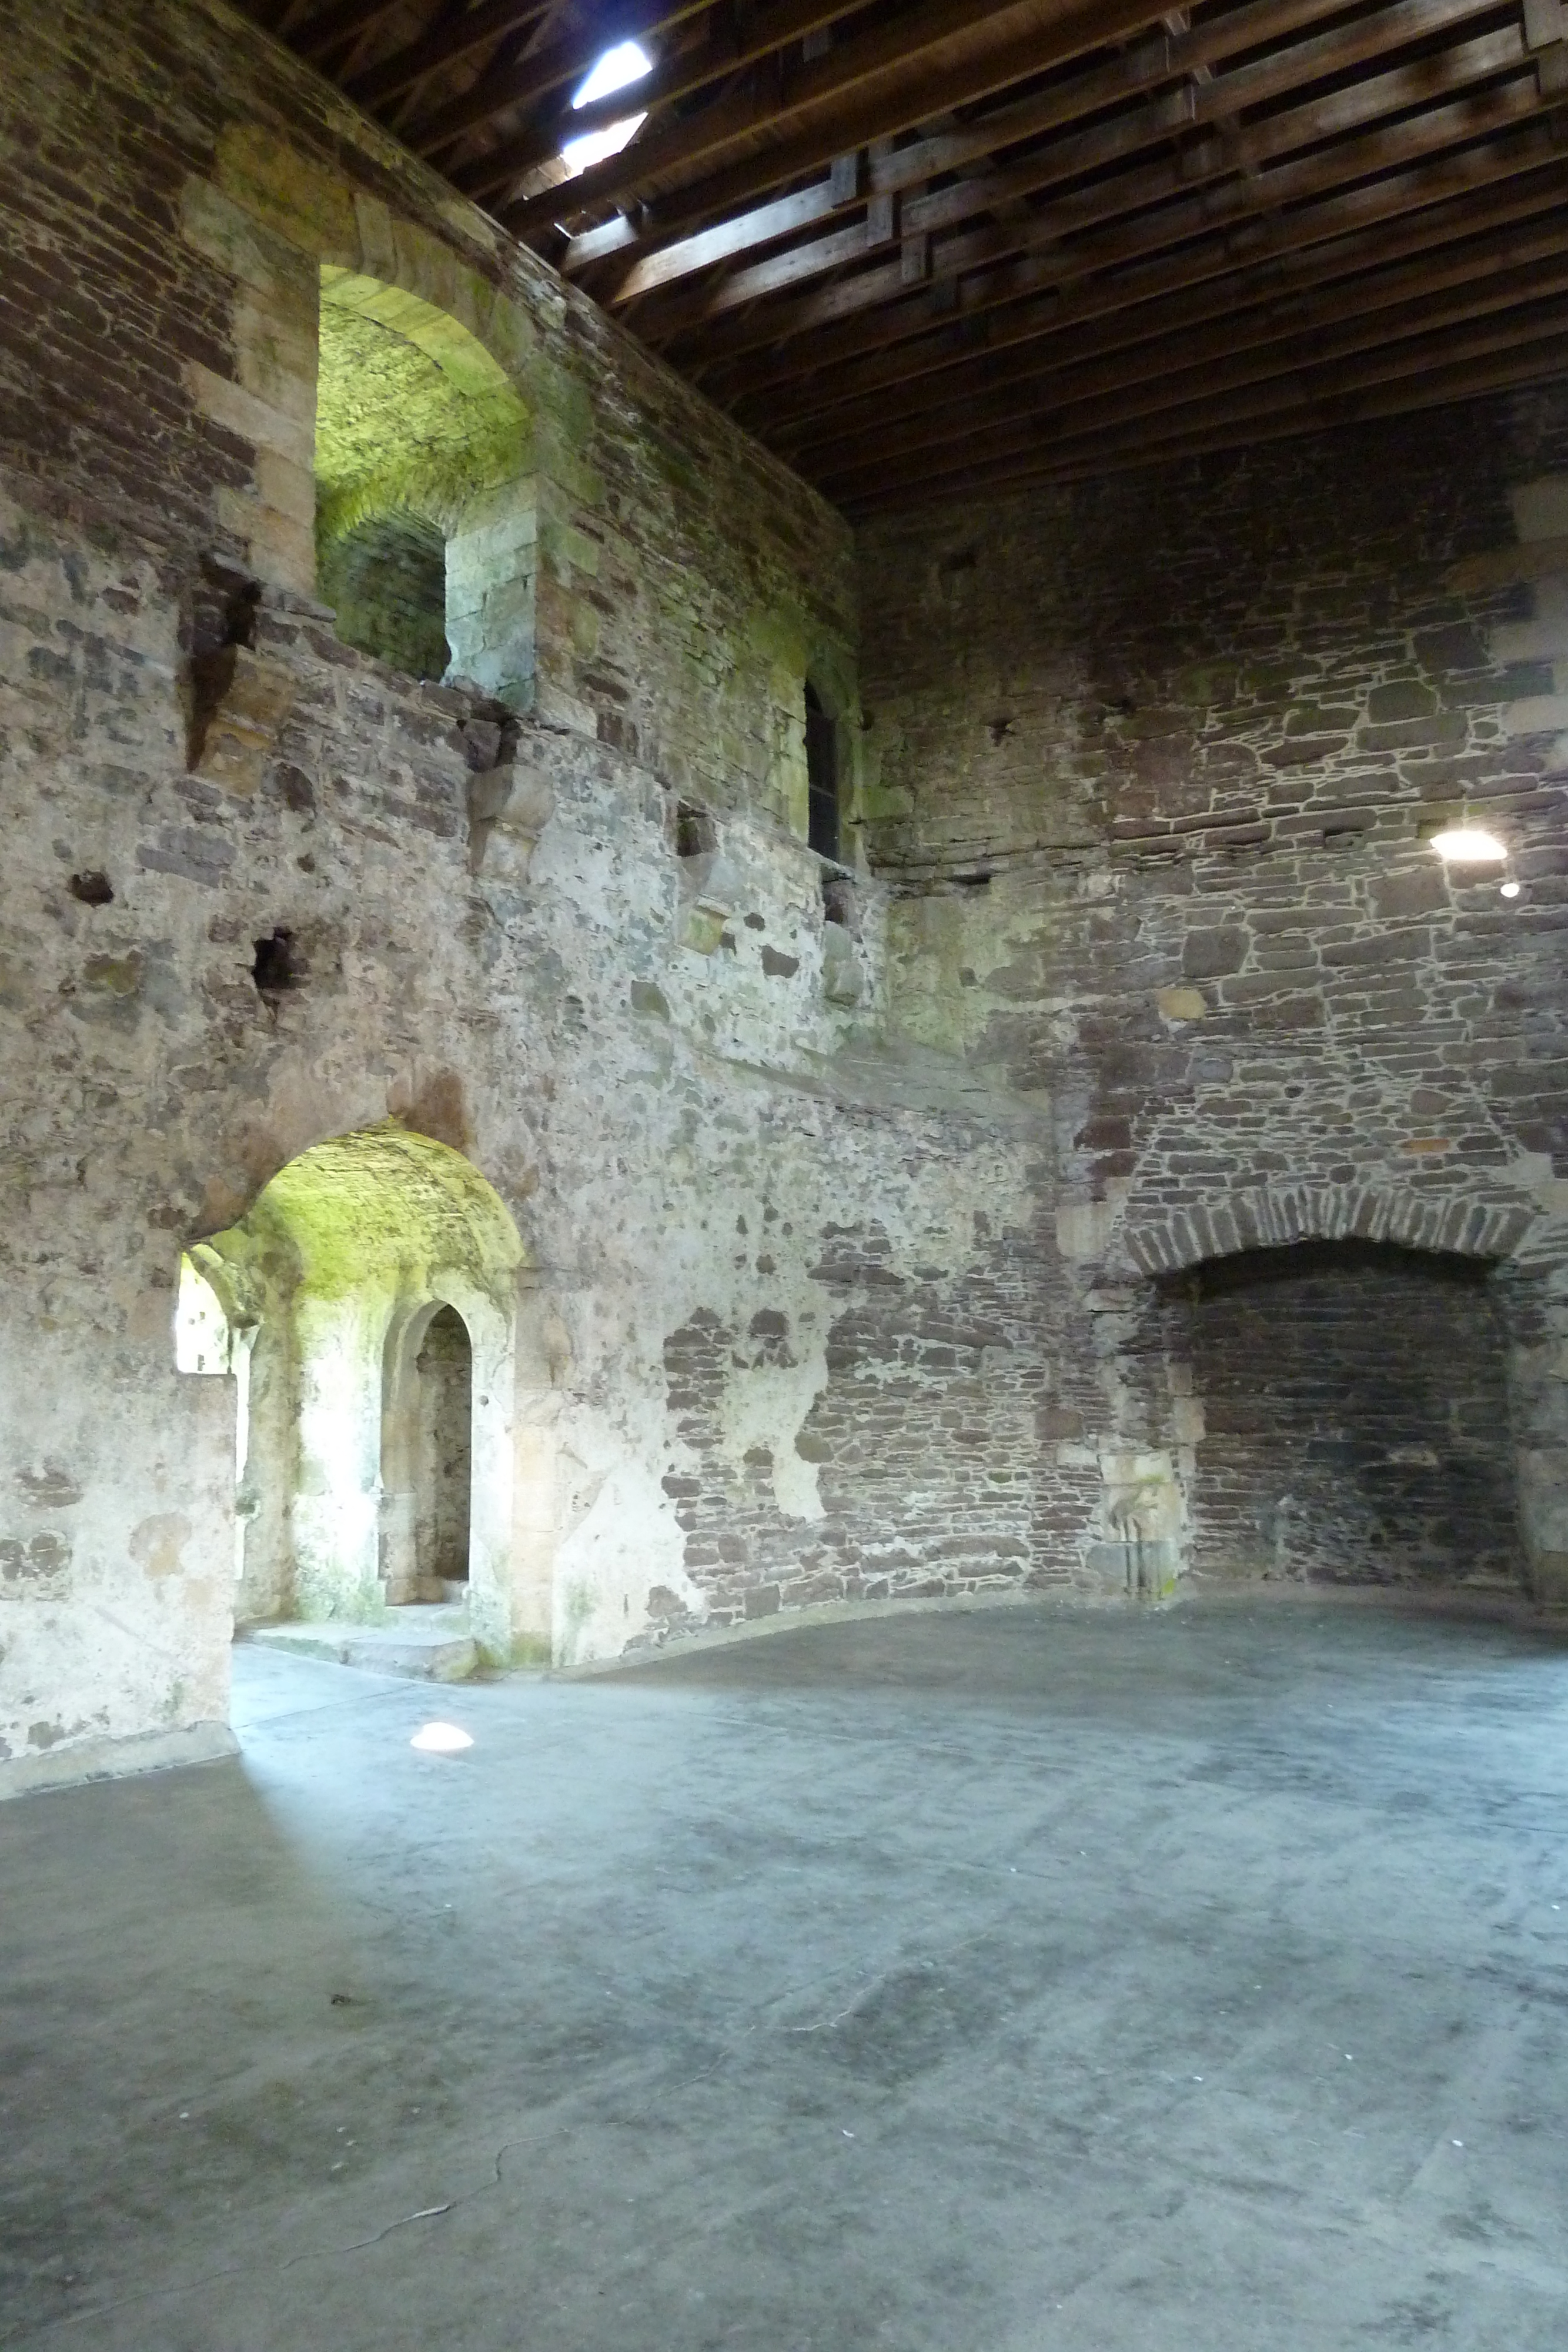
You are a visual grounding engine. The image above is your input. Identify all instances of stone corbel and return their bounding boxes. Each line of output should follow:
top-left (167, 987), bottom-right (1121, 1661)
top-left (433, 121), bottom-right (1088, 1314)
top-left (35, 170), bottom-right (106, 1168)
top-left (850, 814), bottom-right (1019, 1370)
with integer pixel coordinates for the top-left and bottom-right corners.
top-left (676, 846), bottom-right (746, 955)
top-left (188, 642), bottom-right (296, 796)
top-left (460, 712), bottom-right (553, 875)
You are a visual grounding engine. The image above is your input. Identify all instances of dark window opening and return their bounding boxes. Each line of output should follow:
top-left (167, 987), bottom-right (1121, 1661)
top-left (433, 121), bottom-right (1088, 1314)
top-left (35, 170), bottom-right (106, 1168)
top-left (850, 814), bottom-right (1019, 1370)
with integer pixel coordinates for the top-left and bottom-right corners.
top-left (252, 928), bottom-right (298, 997)
top-left (68, 871), bottom-right (113, 906)
top-left (805, 681), bottom-right (840, 864)
top-left (317, 510), bottom-right (449, 681)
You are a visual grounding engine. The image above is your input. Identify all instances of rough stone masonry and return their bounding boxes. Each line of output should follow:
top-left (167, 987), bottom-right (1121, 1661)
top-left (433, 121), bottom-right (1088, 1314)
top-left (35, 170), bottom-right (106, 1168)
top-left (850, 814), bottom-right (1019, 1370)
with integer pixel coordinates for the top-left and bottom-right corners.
top-left (1, 0), bottom-right (1566, 1795)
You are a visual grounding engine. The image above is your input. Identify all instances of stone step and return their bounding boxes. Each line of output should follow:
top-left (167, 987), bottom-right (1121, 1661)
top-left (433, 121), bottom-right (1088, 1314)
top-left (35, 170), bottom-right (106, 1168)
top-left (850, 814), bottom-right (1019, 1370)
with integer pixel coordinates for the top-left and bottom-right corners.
top-left (246, 1609), bottom-right (477, 1683)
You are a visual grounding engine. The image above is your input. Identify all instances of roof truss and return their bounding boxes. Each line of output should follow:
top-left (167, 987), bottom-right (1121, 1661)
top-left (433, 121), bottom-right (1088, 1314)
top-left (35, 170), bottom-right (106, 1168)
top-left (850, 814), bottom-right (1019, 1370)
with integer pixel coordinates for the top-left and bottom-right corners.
top-left (249, 0), bottom-right (1568, 509)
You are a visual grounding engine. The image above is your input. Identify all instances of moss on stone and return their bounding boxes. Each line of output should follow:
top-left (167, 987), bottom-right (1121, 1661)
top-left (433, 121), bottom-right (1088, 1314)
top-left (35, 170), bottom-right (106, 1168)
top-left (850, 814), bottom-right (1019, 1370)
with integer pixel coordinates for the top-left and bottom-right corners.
top-left (315, 286), bottom-right (530, 551)
top-left (209, 1123), bottom-right (524, 1308)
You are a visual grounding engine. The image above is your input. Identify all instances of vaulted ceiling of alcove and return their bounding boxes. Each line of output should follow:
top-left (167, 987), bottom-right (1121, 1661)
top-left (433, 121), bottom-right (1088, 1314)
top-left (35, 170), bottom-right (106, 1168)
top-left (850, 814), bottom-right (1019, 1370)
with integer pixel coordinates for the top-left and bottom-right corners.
top-left (246, 0), bottom-right (1568, 513)
top-left (315, 273), bottom-right (530, 543)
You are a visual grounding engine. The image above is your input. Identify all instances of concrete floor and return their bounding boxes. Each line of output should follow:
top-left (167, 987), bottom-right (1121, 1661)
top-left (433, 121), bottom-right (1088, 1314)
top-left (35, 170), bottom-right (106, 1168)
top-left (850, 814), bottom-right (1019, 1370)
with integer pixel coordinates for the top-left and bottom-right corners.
top-left (4, 1598), bottom-right (1568, 2351)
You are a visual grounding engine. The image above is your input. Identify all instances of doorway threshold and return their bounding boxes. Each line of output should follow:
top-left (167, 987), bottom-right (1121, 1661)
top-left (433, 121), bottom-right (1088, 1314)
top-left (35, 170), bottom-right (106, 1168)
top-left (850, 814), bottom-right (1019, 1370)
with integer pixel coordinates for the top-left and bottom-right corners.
top-left (243, 1605), bottom-right (477, 1682)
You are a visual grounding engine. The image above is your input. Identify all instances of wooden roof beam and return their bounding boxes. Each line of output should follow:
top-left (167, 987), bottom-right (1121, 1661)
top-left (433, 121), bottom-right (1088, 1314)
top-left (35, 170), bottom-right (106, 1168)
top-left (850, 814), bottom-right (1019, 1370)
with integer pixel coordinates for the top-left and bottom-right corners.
top-left (416, 0), bottom-right (854, 173)
top-left (678, 56), bottom-right (1543, 392)
top-left (490, 0), bottom-right (1168, 232)
top-left (778, 150), bottom-right (1568, 463)
top-left (342, 0), bottom-right (563, 106)
top-left (294, 0), bottom-right (416, 62)
top-left (811, 228), bottom-right (1568, 497)
top-left (593, 0), bottom-right (1478, 306)
top-left (627, 0), bottom-right (1506, 338)
top-left (722, 111), bottom-right (1560, 427)
top-left (830, 287), bottom-right (1568, 505)
top-left (577, 0), bottom-right (1359, 292)
top-left (841, 325), bottom-right (1568, 508)
top-left (848, 333), bottom-right (1568, 512)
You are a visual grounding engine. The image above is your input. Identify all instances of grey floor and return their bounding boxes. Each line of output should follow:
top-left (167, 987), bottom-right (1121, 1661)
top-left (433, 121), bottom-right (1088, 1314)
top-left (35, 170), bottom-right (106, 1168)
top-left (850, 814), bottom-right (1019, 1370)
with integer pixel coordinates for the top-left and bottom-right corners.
top-left (4, 1598), bottom-right (1568, 2351)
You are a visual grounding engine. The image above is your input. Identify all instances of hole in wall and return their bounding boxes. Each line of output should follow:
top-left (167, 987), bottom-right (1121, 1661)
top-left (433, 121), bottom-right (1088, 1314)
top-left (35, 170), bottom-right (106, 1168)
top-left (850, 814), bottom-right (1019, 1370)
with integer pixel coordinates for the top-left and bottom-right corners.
top-left (252, 929), bottom-right (299, 998)
top-left (676, 800), bottom-right (717, 860)
top-left (186, 560), bottom-right (263, 770)
top-left (68, 871), bottom-right (113, 906)
top-left (822, 873), bottom-right (858, 932)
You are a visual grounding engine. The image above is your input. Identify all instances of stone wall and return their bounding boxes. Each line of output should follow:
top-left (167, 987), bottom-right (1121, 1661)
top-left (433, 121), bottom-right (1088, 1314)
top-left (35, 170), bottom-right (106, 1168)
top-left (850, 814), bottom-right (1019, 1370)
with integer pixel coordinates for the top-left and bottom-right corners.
top-left (316, 510), bottom-right (449, 680)
top-left (0, 0), bottom-right (860, 831)
top-left (0, 0), bottom-right (1014, 1790)
top-left (6, 0), bottom-right (1568, 1796)
top-left (861, 390), bottom-right (1568, 1599)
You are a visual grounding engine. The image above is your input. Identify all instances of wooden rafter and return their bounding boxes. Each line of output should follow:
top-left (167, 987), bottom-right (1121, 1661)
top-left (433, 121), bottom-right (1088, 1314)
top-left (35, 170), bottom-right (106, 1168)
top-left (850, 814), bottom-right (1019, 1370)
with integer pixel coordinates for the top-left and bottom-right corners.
top-left (584, 0), bottom-right (1450, 300)
top-left (813, 222), bottom-right (1568, 500)
top-left (417, 0), bottom-right (857, 173)
top-left (494, 0), bottom-right (1138, 227)
top-left (628, 2), bottom-right (1520, 345)
top-left (777, 145), bottom-right (1568, 460)
top-left (252, 0), bottom-right (1568, 506)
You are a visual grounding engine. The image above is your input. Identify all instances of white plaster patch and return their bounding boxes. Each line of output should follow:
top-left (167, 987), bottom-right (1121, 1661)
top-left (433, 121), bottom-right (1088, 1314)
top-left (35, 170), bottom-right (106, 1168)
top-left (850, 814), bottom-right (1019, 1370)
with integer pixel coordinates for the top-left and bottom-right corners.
top-left (717, 1347), bottom-right (831, 1522)
top-left (553, 1457), bottom-right (695, 1665)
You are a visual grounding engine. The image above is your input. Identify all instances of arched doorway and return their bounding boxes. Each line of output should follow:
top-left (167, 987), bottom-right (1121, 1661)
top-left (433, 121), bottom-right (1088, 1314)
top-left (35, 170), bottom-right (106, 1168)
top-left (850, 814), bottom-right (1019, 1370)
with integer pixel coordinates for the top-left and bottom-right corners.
top-left (180, 1124), bottom-right (549, 1664)
top-left (416, 1306), bottom-right (473, 1597)
top-left (380, 1298), bottom-right (476, 1606)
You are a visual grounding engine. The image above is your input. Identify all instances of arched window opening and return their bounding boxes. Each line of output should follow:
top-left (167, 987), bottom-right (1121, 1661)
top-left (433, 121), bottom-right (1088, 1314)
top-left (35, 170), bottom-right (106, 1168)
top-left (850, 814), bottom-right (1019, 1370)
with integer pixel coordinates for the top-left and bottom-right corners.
top-left (805, 680), bottom-right (841, 864)
top-left (412, 1305), bottom-right (473, 1603)
top-left (314, 269), bottom-right (535, 704)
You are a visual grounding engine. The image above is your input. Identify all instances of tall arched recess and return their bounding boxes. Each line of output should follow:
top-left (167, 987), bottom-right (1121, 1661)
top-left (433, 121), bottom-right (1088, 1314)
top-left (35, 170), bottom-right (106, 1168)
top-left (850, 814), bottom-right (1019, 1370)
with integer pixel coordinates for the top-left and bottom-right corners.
top-left (315, 270), bottom-right (535, 704)
top-left (180, 1125), bottom-right (550, 1665)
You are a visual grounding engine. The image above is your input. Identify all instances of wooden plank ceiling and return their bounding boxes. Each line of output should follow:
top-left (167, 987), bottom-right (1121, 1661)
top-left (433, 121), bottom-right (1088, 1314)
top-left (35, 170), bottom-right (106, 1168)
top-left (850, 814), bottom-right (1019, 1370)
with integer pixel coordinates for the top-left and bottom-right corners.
top-left (248, 0), bottom-right (1568, 512)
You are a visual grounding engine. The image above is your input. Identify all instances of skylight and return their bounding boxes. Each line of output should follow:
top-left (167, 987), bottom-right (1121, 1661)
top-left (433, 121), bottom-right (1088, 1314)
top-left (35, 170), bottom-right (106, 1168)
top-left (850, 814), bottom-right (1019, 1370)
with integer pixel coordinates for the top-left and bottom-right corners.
top-left (572, 39), bottom-right (652, 108)
top-left (560, 39), bottom-right (652, 175)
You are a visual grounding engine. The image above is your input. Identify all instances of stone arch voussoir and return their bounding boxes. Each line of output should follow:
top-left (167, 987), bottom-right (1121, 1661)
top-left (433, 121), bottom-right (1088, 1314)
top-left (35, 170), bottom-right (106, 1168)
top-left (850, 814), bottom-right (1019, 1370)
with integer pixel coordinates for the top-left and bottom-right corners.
top-left (1120, 1182), bottom-right (1537, 1278)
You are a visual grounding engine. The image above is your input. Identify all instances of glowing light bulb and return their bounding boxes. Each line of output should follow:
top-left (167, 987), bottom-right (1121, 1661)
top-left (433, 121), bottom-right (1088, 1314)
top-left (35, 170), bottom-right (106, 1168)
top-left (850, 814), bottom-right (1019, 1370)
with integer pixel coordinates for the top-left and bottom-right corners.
top-left (410, 1722), bottom-right (473, 1754)
top-left (1429, 826), bottom-right (1506, 863)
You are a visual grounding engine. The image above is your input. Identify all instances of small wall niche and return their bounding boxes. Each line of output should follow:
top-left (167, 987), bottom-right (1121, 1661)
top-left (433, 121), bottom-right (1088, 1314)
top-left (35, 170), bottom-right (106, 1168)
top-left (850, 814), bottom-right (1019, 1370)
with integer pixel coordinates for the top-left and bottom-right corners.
top-left (821, 872), bottom-right (859, 933)
top-left (676, 800), bottom-right (718, 861)
top-left (252, 928), bottom-right (299, 998)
